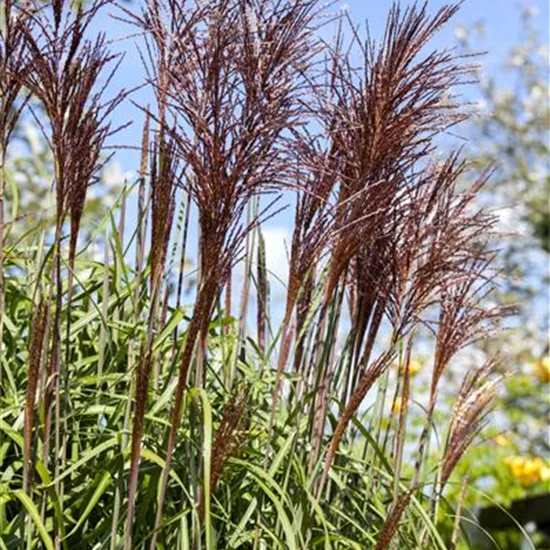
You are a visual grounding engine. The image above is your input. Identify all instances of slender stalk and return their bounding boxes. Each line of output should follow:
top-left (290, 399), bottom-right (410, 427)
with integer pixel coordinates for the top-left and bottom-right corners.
top-left (449, 477), bottom-right (469, 550)
top-left (147, 285), bottom-right (214, 550)
top-left (172, 191), bottom-right (191, 356)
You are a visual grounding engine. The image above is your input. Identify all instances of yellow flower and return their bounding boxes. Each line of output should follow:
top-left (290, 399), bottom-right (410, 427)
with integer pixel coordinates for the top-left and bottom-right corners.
top-left (495, 434), bottom-right (511, 447)
top-left (504, 456), bottom-right (550, 486)
top-left (533, 356), bottom-right (550, 383)
top-left (399, 359), bottom-right (421, 377)
top-left (391, 396), bottom-right (403, 415)
top-left (409, 360), bottom-right (421, 377)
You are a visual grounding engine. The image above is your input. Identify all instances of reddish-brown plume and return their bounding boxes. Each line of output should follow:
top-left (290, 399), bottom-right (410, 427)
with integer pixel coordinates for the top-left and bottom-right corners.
top-left (23, 299), bottom-right (48, 493)
top-left (319, 2), bottom-right (473, 308)
top-left (440, 357), bottom-right (502, 488)
top-left (312, 3), bottom-right (508, 502)
top-left (150, 134), bottom-right (178, 288)
top-left (374, 490), bottom-right (413, 550)
top-left (22, 0), bottom-right (126, 268)
top-left (0, 0), bottom-right (32, 155)
top-left (0, 0), bottom-right (33, 398)
top-left (201, 392), bottom-right (248, 519)
top-left (120, 1), bottom-right (323, 547)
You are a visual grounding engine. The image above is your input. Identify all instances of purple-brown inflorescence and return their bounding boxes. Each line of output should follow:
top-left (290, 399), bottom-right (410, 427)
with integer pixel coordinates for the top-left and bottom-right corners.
top-left (150, 135), bottom-right (178, 288)
top-left (309, 2), bottom-right (481, 477)
top-left (0, 0), bottom-right (33, 391)
top-left (440, 358), bottom-right (502, 488)
top-left (269, 136), bottom-right (339, 431)
top-left (22, 0), bottom-right (126, 271)
top-left (199, 392), bottom-right (248, 520)
top-left (120, 1), bottom-right (323, 546)
top-left (314, 4), bottom-right (513, 504)
top-left (23, 299), bottom-right (48, 494)
top-left (125, 130), bottom-right (181, 545)
top-left (20, 2), bottom-right (126, 530)
top-left (0, 0), bottom-right (32, 157)
top-left (373, 490), bottom-right (413, 550)
top-left (319, 2), bottom-right (472, 311)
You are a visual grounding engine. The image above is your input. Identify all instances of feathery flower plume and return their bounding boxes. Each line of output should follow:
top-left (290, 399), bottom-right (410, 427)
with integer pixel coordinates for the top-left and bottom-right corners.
top-left (22, 0), bottom-right (126, 271)
top-left (120, 1), bottom-right (322, 546)
top-left (320, 2), bottom-right (471, 309)
top-left (0, 0), bottom-right (33, 390)
top-left (440, 358), bottom-right (502, 488)
top-left (310, 2), bottom-right (479, 475)
top-left (319, 349), bottom-right (397, 495)
top-left (0, 0), bottom-right (31, 156)
top-left (373, 490), bottom-right (413, 550)
top-left (23, 299), bottom-right (47, 493)
top-left (150, 135), bottom-right (178, 287)
top-left (199, 392), bottom-right (248, 520)
top-left (21, 2), bottom-right (126, 526)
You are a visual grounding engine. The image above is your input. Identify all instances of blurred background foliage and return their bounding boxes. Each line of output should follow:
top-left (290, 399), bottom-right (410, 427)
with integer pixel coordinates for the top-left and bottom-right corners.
top-left (443, 6), bottom-right (550, 549)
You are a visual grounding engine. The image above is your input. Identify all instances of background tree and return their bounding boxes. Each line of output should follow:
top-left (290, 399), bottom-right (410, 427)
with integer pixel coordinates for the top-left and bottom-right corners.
top-left (445, 6), bottom-right (549, 548)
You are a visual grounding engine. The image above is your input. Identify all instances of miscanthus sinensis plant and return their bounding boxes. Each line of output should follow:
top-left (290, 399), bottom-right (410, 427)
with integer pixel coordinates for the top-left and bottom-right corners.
top-left (0, 0), bottom-right (516, 548)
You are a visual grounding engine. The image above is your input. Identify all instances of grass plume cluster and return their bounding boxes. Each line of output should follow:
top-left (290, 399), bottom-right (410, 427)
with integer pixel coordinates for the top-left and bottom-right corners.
top-left (0, 0), bottom-right (514, 549)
